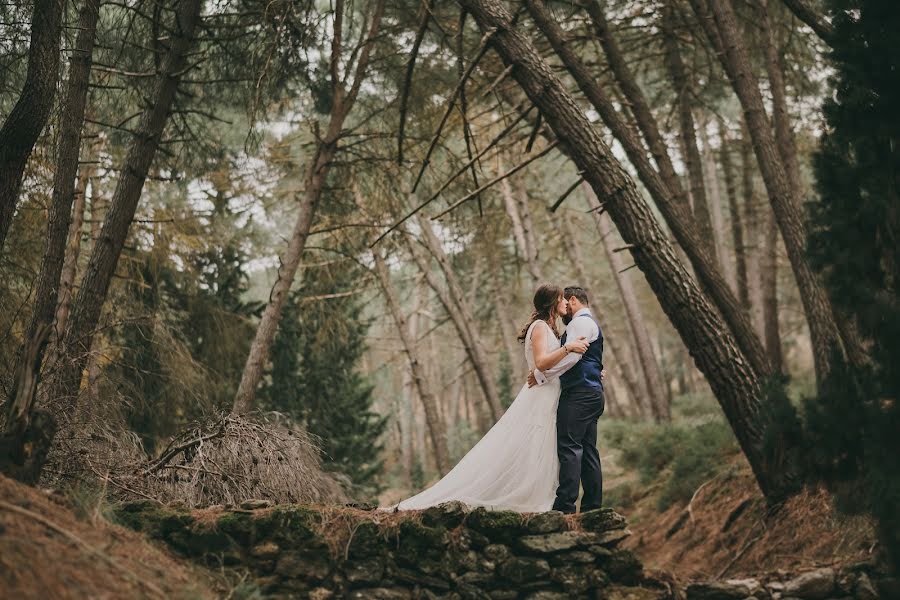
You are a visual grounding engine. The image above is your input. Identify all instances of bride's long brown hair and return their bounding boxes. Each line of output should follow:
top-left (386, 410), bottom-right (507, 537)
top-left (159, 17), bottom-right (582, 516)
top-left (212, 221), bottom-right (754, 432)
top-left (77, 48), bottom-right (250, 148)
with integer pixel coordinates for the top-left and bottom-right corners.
top-left (518, 283), bottom-right (563, 343)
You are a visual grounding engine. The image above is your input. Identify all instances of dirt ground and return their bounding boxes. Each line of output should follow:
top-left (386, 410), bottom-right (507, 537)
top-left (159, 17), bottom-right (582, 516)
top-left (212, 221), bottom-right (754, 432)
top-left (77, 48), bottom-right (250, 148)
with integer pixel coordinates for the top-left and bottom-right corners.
top-left (617, 455), bottom-right (878, 582)
top-left (0, 474), bottom-right (217, 600)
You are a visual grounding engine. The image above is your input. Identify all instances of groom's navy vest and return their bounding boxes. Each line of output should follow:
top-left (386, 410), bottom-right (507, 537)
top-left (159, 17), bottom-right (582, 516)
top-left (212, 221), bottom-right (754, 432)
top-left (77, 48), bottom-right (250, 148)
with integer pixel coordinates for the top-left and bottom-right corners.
top-left (560, 313), bottom-right (604, 393)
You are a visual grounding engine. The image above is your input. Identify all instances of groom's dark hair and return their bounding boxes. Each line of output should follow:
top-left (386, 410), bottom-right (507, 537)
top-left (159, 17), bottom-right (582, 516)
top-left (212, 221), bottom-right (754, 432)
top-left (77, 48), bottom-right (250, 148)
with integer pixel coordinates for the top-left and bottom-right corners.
top-left (564, 286), bottom-right (590, 305)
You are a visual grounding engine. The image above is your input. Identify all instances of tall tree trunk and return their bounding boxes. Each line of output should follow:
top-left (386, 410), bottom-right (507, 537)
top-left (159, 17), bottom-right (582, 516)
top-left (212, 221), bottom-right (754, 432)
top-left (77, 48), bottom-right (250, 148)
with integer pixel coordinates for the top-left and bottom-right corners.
top-left (514, 178), bottom-right (541, 280)
top-left (460, 0), bottom-right (801, 500)
top-left (525, 0), bottom-right (771, 379)
top-left (660, 6), bottom-right (716, 255)
top-left (42, 0), bottom-right (204, 432)
top-left (560, 210), bottom-right (648, 418)
top-left (374, 249), bottom-right (450, 475)
top-left (720, 120), bottom-right (750, 307)
top-left (6, 0), bottom-right (101, 428)
top-left (760, 207), bottom-right (783, 372)
top-left (413, 216), bottom-right (503, 421)
top-left (233, 0), bottom-right (385, 413)
top-left (741, 131), bottom-right (765, 338)
top-left (501, 176), bottom-right (534, 280)
top-left (589, 190), bottom-right (670, 422)
top-left (692, 0), bottom-right (848, 385)
top-left (699, 115), bottom-right (735, 287)
top-left (0, 0), bottom-right (64, 254)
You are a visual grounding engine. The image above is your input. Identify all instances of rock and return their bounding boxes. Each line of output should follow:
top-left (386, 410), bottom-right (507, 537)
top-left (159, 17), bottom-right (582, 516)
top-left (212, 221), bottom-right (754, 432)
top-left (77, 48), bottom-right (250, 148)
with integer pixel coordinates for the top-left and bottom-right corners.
top-left (239, 498), bottom-right (273, 510)
top-left (422, 501), bottom-right (469, 529)
top-left (250, 541), bottom-right (280, 559)
top-left (599, 549), bottom-right (642, 585)
top-left (466, 508), bottom-right (525, 544)
top-left (344, 556), bottom-right (385, 585)
top-left (518, 531), bottom-right (602, 553)
top-left (524, 592), bottom-right (569, 600)
top-left (525, 511), bottom-right (568, 534)
top-left (489, 592), bottom-right (517, 600)
top-left (551, 550), bottom-right (595, 565)
top-left (724, 578), bottom-right (762, 596)
top-left (274, 552), bottom-right (330, 580)
top-left (854, 572), bottom-right (879, 600)
top-left (601, 584), bottom-right (670, 600)
top-left (595, 528), bottom-right (632, 547)
top-left (579, 508), bottom-right (627, 533)
top-left (482, 544), bottom-right (512, 563)
top-left (458, 571), bottom-right (495, 586)
top-left (782, 568), bottom-right (835, 599)
top-left (498, 557), bottom-right (551, 584)
top-left (347, 588), bottom-right (411, 599)
top-left (686, 581), bottom-right (754, 600)
top-left (309, 589), bottom-right (334, 600)
top-left (458, 528), bottom-right (490, 551)
top-left (551, 564), bottom-right (594, 594)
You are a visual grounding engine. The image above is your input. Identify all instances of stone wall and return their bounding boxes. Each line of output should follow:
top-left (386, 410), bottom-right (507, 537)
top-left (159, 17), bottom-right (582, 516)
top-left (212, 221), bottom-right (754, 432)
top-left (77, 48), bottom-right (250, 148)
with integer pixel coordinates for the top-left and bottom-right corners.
top-left (114, 500), bottom-right (670, 599)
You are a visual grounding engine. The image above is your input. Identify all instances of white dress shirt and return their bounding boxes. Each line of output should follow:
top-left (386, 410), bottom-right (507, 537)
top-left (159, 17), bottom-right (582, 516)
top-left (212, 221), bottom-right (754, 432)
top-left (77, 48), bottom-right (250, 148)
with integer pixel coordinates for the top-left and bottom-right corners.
top-left (533, 307), bottom-right (600, 385)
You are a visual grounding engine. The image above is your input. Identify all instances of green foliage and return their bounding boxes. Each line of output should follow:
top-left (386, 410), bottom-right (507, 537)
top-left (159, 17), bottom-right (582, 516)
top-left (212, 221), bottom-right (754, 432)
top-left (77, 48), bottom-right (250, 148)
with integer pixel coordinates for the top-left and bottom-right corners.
top-left (260, 260), bottom-right (387, 499)
top-left (805, 0), bottom-right (900, 571)
top-left (606, 415), bottom-right (740, 511)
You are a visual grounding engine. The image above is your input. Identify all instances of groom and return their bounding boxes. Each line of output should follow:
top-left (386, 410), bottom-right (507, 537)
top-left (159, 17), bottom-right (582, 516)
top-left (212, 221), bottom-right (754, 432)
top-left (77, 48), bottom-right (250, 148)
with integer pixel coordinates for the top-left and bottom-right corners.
top-left (529, 286), bottom-right (604, 514)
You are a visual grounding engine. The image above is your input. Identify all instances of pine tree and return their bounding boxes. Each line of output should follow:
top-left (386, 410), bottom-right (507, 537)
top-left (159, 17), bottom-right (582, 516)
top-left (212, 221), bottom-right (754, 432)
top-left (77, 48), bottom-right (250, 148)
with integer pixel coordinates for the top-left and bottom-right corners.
top-left (805, 0), bottom-right (900, 571)
top-left (261, 261), bottom-right (386, 499)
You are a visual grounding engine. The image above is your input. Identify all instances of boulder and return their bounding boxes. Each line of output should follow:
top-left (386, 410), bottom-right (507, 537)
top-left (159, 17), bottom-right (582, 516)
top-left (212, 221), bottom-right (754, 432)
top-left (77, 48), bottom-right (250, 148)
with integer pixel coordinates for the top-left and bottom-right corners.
top-left (782, 568), bottom-right (835, 599)
top-left (482, 544), bottom-right (512, 563)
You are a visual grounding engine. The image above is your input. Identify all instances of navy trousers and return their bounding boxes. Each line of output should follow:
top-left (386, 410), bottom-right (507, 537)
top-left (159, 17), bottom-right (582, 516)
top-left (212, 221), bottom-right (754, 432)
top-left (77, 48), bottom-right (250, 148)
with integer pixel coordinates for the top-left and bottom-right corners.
top-left (552, 385), bottom-right (605, 514)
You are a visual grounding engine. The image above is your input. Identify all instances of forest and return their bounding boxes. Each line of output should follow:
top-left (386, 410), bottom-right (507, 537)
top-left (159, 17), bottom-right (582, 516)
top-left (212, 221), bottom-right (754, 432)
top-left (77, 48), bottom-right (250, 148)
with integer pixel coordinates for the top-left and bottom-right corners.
top-left (0, 0), bottom-right (898, 598)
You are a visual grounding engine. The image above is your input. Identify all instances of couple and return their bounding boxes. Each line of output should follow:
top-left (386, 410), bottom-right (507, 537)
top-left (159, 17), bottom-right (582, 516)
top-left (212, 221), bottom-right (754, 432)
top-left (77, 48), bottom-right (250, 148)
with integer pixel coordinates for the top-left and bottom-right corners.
top-left (390, 284), bottom-right (605, 514)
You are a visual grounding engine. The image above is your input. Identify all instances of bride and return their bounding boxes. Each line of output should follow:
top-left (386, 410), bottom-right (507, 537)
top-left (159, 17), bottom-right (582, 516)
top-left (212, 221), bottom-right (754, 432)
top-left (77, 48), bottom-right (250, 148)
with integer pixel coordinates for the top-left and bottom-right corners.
top-left (387, 283), bottom-right (588, 512)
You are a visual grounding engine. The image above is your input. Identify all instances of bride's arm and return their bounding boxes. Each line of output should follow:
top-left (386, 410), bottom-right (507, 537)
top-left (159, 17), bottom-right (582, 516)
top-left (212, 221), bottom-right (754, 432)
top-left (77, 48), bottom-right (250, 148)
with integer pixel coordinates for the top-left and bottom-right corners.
top-left (530, 323), bottom-right (587, 372)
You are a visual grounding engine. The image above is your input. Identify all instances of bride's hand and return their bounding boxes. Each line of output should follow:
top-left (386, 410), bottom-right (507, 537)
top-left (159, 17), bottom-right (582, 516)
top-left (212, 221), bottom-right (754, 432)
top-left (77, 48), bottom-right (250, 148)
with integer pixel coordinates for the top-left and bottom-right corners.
top-left (566, 336), bottom-right (589, 354)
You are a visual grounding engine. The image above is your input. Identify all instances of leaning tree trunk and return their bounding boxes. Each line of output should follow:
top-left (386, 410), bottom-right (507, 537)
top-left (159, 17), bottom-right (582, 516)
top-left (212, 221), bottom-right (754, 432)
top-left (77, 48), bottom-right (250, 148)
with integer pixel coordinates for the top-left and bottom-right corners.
top-left (692, 0), bottom-right (848, 385)
top-left (6, 0), bottom-right (101, 428)
top-left (590, 191), bottom-right (670, 422)
top-left (28, 0), bottom-right (203, 482)
top-left (232, 0), bottom-right (385, 414)
top-left (559, 210), bottom-right (649, 418)
top-left (414, 215), bottom-right (503, 421)
top-left (373, 249), bottom-right (450, 475)
top-left (719, 120), bottom-right (750, 307)
top-left (660, 5), bottom-right (716, 256)
top-left (525, 0), bottom-right (771, 380)
top-left (0, 0), bottom-right (65, 254)
top-left (460, 0), bottom-right (801, 501)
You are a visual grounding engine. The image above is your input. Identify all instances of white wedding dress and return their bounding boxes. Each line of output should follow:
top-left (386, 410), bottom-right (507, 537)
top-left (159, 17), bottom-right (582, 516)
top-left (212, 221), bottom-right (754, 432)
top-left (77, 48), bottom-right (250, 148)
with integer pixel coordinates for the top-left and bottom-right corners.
top-left (388, 320), bottom-right (560, 512)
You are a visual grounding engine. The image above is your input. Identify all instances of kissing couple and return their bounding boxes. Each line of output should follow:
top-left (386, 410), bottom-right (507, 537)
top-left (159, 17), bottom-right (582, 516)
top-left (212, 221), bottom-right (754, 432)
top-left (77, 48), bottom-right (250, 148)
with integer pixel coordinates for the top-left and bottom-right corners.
top-left (388, 284), bottom-right (605, 514)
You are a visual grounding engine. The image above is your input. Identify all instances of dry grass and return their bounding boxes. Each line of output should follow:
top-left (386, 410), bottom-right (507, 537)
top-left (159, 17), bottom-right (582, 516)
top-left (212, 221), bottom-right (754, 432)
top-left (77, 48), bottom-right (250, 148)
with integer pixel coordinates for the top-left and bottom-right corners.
top-left (0, 474), bottom-right (216, 600)
top-left (619, 455), bottom-right (878, 582)
top-left (45, 411), bottom-right (348, 507)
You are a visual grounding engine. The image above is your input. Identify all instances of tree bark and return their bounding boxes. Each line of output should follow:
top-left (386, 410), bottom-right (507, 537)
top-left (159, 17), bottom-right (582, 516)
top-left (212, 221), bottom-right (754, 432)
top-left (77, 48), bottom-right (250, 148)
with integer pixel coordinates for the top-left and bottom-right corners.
top-left (6, 0), bottom-right (101, 424)
top-left (44, 0), bottom-right (204, 426)
top-left (233, 0), bottom-right (385, 413)
top-left (589, 191), bottom-right (670, 422)
top-left (693, 0), bottom-right (847, 385)
top-left (780, 0), bottom-right (835, 45)
top-left (525, 0), bottom-right (771, 379)
top-left (0, 0), bottom-right (64, 253)
top-left (374, 249), bottom-right (450, 475)
top-left (460, 0), bottom-right (801, 500)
